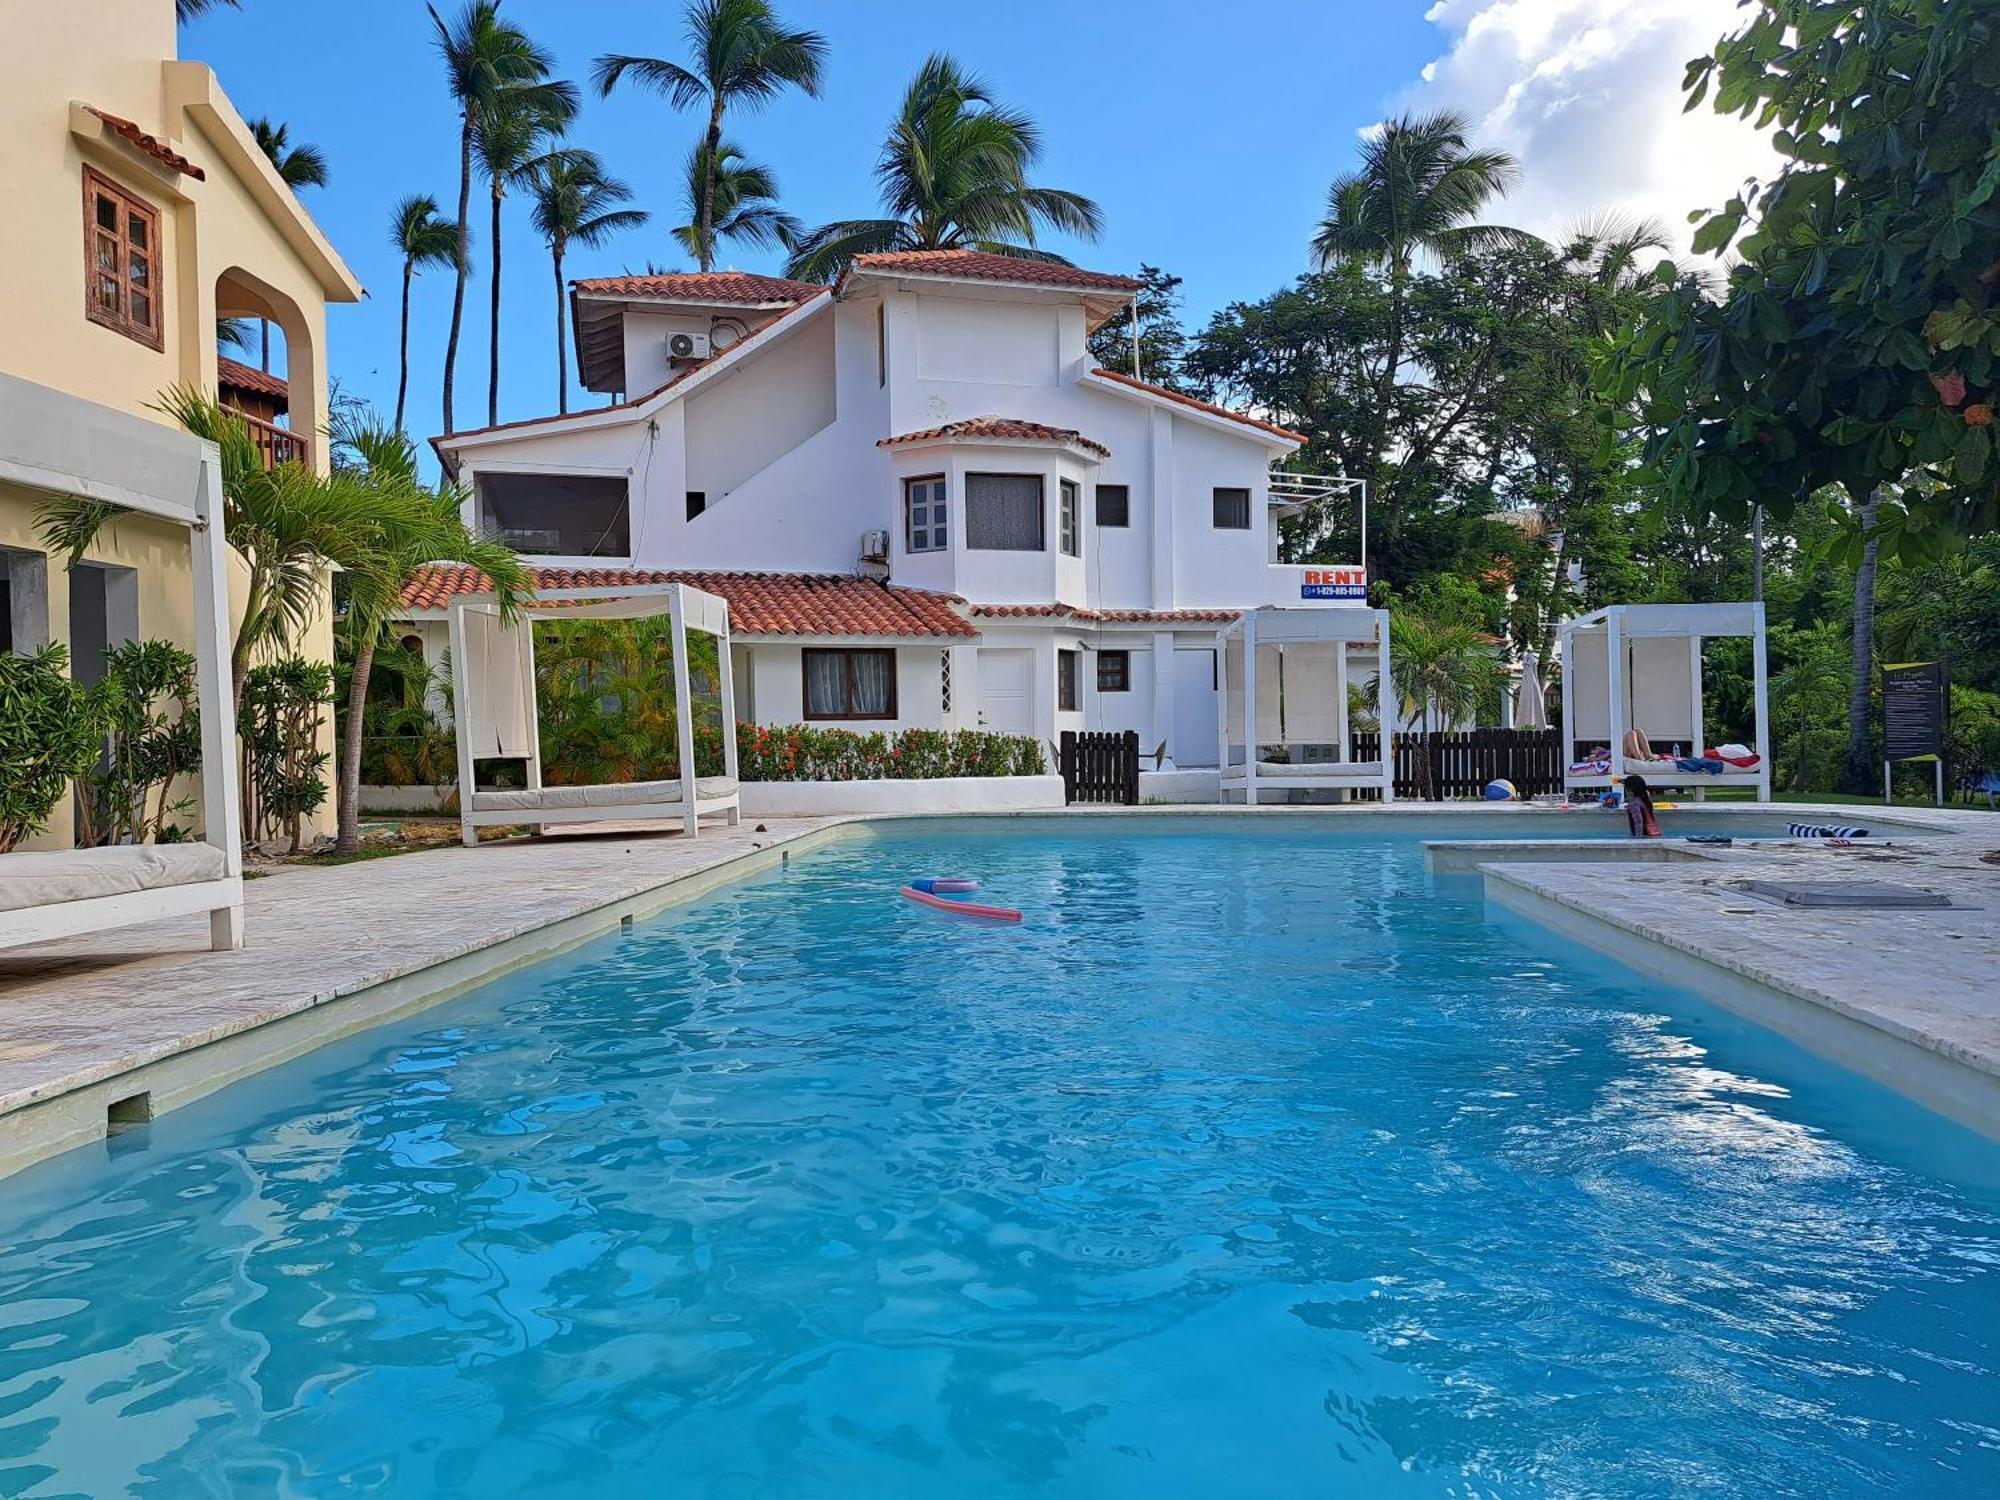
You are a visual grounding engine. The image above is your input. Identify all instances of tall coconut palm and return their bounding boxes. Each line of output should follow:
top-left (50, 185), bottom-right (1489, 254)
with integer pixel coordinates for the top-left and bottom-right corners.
top-left (176, 0), bottom-right (237, 20)
top-left (246, 118), bottom-right (329, 371)
top-left (673, 139), bottom-right (798, 266)
top-left (430, 1), bottom-right (574, 435)
top-left (388, 194), bottom-right (461, 434)
top-left (475, 89), bottom-right (576, 427)
top-left (1311, 110), bottom-right (1531, 565)
top-left (524, 150), bottom-right (648, 414)
top-left (784, 54), bottom-right (1103, 284)
top-left (593, 0), bottom-right (826, 274)
top-left (328, 414), bottom-right (525, 854)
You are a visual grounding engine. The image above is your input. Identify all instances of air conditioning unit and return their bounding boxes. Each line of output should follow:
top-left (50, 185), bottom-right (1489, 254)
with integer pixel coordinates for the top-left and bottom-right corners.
top-left (859, 529), bottom-right (890, 563)
top-left (667, 330), bottom-right (711, 360)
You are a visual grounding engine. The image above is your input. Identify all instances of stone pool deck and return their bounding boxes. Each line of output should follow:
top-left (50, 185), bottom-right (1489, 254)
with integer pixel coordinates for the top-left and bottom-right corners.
top-left (0, 815), bottom-right (846, 1177)
top-left (1463, 808), bottom-right (2000, 1138)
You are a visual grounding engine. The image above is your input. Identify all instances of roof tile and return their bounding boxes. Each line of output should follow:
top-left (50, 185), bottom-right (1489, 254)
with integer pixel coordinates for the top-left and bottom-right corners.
top-left (1087, 367), bottom-right (1307, 445)
top-left (879, 417), bottom-right (1109, 459)
top-left (85, 106), bottom-right (205, 180)
top-left (571, 270), bottom-right (819, 304)
top-left (850, 249), bottom-right (1142, 294)
top-left (969, 603), bottom-right (1241, 625)
top-left (402, 565), bottom-right (976, 639)
top-left (216, 356), bottom-right (289, 403)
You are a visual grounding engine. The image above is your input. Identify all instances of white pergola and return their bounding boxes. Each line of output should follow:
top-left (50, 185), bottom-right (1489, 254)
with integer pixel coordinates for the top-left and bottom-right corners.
top-left (1558, 601), bottom-right (1771, 802)
top-left (0, 372), bottom-right (242, 952)
top-left (1215, 605), bottom-right (1395, 804)
top-left (448, 580), bottom-right (741, 844)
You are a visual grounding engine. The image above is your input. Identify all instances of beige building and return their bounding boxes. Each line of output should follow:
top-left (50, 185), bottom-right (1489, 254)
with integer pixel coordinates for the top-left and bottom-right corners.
top-left (0, 0), bottom-right (363, 849)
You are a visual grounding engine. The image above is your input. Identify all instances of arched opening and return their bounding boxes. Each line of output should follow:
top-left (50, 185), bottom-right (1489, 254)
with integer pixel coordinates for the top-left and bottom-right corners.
top-left (213, 266), bottom-right (319, 471)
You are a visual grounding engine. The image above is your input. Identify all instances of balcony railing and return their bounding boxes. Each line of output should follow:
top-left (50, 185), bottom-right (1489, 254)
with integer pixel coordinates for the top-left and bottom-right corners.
top-left (228, 406), bottom-right (309, 470)
top-left (1269, 467), bottom-right (1368, 572)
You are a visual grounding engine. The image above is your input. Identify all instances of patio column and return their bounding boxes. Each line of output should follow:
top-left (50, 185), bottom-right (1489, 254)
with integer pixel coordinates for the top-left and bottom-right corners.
top-left (1150, 630), bottom-right (1176, 768)
top-left (190, 449), bottom-right (243, 949)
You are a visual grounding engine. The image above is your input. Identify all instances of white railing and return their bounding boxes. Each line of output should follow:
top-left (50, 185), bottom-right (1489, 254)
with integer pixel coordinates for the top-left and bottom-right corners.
top-left (1269, 468), bottom-right (1367, 572)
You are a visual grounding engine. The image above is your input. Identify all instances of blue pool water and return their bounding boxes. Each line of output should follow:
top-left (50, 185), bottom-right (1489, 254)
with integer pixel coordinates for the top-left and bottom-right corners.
top-left (0, 818), bottom-right (1993, 1498)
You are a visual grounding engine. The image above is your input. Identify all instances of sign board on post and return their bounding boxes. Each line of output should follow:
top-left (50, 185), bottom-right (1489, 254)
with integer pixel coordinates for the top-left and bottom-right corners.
top-left (1881, 660), bottom-right (1948, 805)
top-left (1301, 565), bottom-right (1368, 601)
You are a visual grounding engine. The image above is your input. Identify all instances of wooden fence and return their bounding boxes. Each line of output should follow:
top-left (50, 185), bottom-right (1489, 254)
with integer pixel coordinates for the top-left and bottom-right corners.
top-left (1060, 730), bottom-right (1140, 805)
top-left (1347, 728), bottom-right (1562, 800)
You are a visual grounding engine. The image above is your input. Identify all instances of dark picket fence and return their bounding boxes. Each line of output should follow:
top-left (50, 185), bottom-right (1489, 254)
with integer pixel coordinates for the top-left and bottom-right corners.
top-left (1060, 729), bottom-right (1140, 805)
top-left (1346, 727), bottom-right (1562, 800)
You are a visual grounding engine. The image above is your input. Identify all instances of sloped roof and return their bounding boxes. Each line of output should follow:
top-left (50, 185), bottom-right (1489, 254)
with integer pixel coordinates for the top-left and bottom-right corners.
top-left (84, 105), bottom-right (205, 179)
top-left (1084, 368), bottom-right (1307, 445)
top-left (216, 356), bottom-right (288, 406)
top-left (571, 270), bottom-right (819, 305)
top-left (969, 602), bottom-right (1242, 625)
top-left (849, 249), bottom-right (1142, 294)
top-left (879, 417), bottom-right (1109, 459)
top-left (400, 564), bottom-right (976, 639)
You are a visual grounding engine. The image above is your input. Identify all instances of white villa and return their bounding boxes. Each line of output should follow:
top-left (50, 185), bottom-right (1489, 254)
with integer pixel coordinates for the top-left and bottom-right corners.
top-left (399, 249), bottom-right (1374, 775)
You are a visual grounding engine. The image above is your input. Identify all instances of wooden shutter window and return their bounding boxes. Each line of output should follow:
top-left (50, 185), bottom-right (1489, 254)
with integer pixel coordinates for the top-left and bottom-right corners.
top-left (83, 169), bottom-right (163, 349)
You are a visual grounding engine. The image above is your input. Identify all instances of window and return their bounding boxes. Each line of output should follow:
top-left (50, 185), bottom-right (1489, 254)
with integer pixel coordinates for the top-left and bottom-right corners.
top-left (1059, 479), bottom-right (1080, 557)
top-left (83, 169), bottom-right (161, 348)
top-left (904, 475), bottom-right (947, 553)
top-left (686, 490), bottom-right (706, 520)
top-left (476, 472), bottom-right (631, 556)
top-left (939, 649), bottom-right (952, 715)
top-left (803, 648), bottom-right (897, 720)
top-left (1213, 487), bottom-right (1252, 529)
top-left (876, 302), bottom-right (887, 387)
top-left (1095, 483), bottom-right (1130, 527)
top-left (1097, 649), bottom-right (1130, 693)
top-left (965, 473), bottom-right (1044, 551)
top-left (1057, 649), bottom-right (1080, 712)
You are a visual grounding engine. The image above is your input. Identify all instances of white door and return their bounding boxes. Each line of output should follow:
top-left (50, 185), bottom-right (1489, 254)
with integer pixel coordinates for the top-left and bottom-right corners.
top-left (1173, 649), bottom-right (1219, 766)
top-left (977, 648), bottom-right (1033, 734)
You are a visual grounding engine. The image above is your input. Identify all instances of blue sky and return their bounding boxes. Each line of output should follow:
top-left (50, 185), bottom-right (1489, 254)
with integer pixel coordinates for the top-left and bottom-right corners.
top-left (181, 0), bottom-right (1765, 442)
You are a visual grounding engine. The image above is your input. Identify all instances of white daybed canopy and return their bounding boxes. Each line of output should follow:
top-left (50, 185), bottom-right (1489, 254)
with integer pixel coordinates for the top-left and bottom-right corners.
top-left (448, 580), bottom-right (741, 844)
top-left (1558, 601), bottom-right (1771, 801)
top-left (0, 372), bottom-right (242, 953)
top-left (1216, 605), bottom-right (1395, 804)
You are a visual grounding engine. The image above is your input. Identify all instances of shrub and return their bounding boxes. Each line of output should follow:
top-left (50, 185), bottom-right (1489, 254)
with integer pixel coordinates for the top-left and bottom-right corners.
top-left (0, 643), bottom-right (117, 852)
top-left (78, 639), bottom-right (200, 848)
top-left (727, 723), bottom-right (1044, 782)
top-left (243, 657), bottom-right (331, 852)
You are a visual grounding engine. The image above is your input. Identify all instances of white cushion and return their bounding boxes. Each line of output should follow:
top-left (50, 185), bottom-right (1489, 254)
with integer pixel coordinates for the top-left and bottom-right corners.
top-left (470, 776), bottom-right (739, 814)
top-left (0, 843), bottom-right (228, 913)
top-left (1251, 760), bottom-right (1385, 778)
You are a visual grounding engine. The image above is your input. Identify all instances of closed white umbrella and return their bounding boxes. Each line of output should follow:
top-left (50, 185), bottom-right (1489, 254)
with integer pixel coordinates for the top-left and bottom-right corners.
top-left (1515, 651), bottom-right (1549, 730)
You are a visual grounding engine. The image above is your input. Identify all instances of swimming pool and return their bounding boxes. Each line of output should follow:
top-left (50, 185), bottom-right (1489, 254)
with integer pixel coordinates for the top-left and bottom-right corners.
top-left (0, 818), bottom-right (1991, 1497)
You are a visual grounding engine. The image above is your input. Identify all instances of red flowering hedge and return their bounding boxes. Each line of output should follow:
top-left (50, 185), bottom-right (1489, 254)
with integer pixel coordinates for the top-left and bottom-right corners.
top-left (698, 723), bottom-right (1045, 782)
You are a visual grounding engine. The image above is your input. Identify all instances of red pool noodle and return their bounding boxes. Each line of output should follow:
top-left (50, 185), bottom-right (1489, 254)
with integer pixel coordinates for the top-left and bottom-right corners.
top-left (898, 886), bottom-right (1023, 923)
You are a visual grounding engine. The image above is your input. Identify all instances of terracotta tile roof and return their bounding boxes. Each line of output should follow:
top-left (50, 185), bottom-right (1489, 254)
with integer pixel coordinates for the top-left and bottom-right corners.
top-left (216, 356), bottom-right (289, 403)
top-left (879, 417), bottom-right (1109, 459)
top-left (85, 106), bottom-right (205, 180)
top-left (400, 564), bottom-right (976, 639)
top-left (850, 249), bottom-right (1142, 294)
top-left (970, 603), bottom-right (1242, 625)
top-left (1086, 367), bottom-right (1307, 445)
top-left (571, 270), bottom-right (819, 304)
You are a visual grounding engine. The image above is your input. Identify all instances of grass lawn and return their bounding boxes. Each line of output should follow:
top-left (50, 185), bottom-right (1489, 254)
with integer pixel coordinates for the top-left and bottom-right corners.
top-left (1698, 787), bottom-right (1998, 813)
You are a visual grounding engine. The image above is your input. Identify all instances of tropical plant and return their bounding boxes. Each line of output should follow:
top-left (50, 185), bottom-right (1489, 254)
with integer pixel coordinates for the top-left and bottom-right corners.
top-left (76, 640), bottom-right (201, 848)
top-left (671, 139), bottom-right (798, 267)
top-left (475, 89), bottom-right (576, 429)
top-left (242, 657), bottom-right (331, 853)
top-left (524, 149), bottom-right (648, 413)
top-left (328, 414), bottom-right (525, 853)
top-left (1768, 621), bottom-right (1849, 792)
top-left (534, 616), bottom-right (722, 784)
top-left (1368, 613), bottom-right (1506, 798)
top-left (0, 643), bottom-right (118, 853)
top-left (176, 0), bottom-right (237, 21)
top-left (388, 194), bottom-right (461, 434)
top-left (593, 0), bottom-right (826, 274)
top-left (730, 724), bottom-right (1045, 782)
top-left (429, 0), bottom-right (575, 434)
top-left (784, 53), bottom-right (1103, 283)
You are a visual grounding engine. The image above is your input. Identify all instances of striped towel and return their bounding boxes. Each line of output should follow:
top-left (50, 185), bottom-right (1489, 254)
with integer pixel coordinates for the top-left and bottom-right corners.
top-left (1788, 822), bottom-right (1869, 839)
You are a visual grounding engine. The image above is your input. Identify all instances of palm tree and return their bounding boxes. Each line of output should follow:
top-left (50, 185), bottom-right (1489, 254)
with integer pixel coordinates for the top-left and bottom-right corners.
top-left (328, 415), bottom-right (525, 854)
top-left (246, 118), bottom-right (330, 372)
top-left (176, 0), bottom-right (237, 20)
top-left (673, 139), bottom-right (798, 266)
top-left (784, 54), bottom-right (1103, 284)
top-left (475, 90), bottom-right (576, 428)
top-left (524, 150), bottom-right (649, 414)
top-left (593, 0), bottom-right (826, 274)
top-left (1369, 613), bottom-right (1505, 800)
top-left (1312, 110), bottom-right (1531, 518)
top-left (388, 195), bottom-right (461, 435)
top-left (430, 1), bottom-right (574, 435)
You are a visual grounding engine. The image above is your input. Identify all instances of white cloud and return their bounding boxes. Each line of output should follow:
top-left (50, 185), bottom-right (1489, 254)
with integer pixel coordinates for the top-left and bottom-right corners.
top-left (1397, 0), bottom-right (1780, 253)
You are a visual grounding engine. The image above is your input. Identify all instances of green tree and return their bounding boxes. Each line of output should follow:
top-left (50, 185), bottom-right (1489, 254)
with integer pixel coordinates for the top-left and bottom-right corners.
top-left (176, 0), bottom-right (237, 22)
top-left (671, 139), bottom-right (798, 268)
top-left (784, 53), bottom-right (1103, 283)
top-left (77, 640), bottom-right (200, 848)
top-left (594, 0), bottom-right (826, 274)
top-left (525, 150), bottom-right (649, 414)
top-left (475, 86), bottom-right (576, 428)
top-left (429, 0), bottom-right (574, 435)
top-left (328, 414), bottom-right (526, 854)
top-left (1086, 264), bottom-right (1189, 388)
top-left (0, 644), bottom-right (117, 853)
top-left (387, 194), bottom-right (461, 435)
top-left (1370, 613), bottom-right (1506, 799)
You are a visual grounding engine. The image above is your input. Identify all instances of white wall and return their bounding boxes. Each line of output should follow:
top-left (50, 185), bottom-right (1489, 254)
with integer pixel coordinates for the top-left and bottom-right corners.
top-left (739, 775), bottom-right (1064, 817)
top-left (741, 641), bottom-right (949, 731)
top-left (684, 311), bottom-right (836, 502)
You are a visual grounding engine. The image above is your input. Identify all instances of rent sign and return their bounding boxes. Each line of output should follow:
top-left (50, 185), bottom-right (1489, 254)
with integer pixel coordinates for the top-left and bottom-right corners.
top-left (1300, 566), bottom-right (1367, 601)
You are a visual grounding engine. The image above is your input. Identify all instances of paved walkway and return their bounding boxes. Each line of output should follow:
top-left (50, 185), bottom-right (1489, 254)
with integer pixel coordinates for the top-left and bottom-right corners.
top-left (0, 817), bottom-right (838, 1127)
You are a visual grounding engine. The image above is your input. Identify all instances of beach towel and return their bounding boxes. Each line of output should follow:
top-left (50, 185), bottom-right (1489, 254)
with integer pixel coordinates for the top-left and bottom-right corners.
top-left (1673, 756), bottom-right (1727, 774)
top-left (1787, 822), bottom-right (1869, 839)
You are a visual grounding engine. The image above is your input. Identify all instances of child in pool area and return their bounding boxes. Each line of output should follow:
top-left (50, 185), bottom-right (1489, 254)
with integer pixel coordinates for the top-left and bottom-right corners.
top-left (1623, 774), bottom-right (1660, 838)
